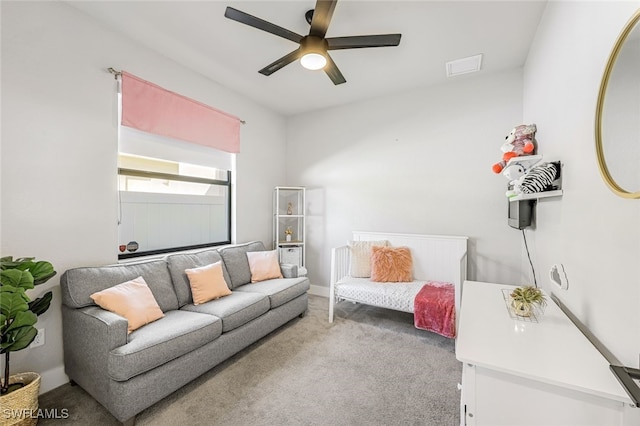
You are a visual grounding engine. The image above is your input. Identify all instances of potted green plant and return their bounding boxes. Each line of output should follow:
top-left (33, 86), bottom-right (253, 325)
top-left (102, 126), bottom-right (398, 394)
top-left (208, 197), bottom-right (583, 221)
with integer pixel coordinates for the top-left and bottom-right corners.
top-left (1, 256), bottom-right (55, 422)
top-left (510, 285), bottom-right (546, 317)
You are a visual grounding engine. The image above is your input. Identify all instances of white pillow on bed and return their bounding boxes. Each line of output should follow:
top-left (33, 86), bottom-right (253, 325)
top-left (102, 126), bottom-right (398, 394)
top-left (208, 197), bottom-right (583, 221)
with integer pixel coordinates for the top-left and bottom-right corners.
top-left (348, 240), bottom-right (389, 278)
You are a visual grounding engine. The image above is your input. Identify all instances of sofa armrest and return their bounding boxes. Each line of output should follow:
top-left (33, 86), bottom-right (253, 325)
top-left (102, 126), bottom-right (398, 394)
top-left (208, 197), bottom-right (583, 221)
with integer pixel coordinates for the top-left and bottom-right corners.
top-left (280, 263), bottom-right (299, 278)
top-left (62, 305), bottom-right (128, 390)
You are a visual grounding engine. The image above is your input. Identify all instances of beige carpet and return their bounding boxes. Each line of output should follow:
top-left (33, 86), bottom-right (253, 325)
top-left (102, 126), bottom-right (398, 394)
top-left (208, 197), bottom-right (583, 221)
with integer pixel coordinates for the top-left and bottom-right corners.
top-left (39, 295), bottom-right (461, 425)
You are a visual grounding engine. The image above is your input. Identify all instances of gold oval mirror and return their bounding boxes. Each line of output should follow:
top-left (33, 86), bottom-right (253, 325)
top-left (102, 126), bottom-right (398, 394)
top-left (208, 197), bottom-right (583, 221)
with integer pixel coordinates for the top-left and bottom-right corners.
top-left (595, 9), bottom-right (640, 199)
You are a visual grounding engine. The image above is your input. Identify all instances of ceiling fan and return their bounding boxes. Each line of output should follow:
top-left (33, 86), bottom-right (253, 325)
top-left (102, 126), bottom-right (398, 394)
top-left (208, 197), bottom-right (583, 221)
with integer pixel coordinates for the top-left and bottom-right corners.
top-left (224, 0), bottom-right (402, 85)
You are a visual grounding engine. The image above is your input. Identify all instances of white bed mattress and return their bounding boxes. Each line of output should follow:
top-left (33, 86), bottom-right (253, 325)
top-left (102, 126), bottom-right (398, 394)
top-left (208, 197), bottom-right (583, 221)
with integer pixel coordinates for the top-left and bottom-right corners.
top-left (334, 277), bottom-right (425, 313)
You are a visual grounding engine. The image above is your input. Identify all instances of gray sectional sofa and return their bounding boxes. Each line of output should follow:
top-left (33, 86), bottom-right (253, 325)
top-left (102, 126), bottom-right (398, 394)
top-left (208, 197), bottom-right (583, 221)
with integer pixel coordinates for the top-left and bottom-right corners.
top-left (60, 241), bottom-right (309, 425)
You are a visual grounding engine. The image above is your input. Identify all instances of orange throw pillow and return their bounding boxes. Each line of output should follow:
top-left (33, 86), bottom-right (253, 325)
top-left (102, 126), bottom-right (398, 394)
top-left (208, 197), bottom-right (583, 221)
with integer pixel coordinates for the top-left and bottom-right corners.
top-left (90, 276), bottom-right (164, 334)
top-left (185, 261), bottom-right (232, 305)
top-left (370, 246), bottom-right (413, 283)
top-left (246, 250), bottom-right (283, 283)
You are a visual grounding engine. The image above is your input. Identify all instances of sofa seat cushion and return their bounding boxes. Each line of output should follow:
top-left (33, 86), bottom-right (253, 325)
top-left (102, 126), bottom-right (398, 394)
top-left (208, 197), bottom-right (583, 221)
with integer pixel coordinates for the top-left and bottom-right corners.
top-left (235, 277), bottom-right (310, 309)
top-left (108, 310), bottom-right (222, 382)
top-left (180, 291), bottom-right (269, 333)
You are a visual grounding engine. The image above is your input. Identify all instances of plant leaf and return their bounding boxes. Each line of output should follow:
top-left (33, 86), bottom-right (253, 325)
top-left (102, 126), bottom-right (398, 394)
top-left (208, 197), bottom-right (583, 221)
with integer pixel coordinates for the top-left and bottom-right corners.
top-left (0, 269), bottom-right (34, 290)
top-left (6, 259), bottom-right (35, 272)
top-left (28, 291), bottom-right (52, 316)
top-left (5, 311), bottom-right (37, 333)
top-left (29, 261), bottom-right (56, 285)
top-left (0, 286), bottom-right (29, 321)
top-left (0, 256), bottom-right (16, 266)
top-left (1, 325), bottom-right (37, 352)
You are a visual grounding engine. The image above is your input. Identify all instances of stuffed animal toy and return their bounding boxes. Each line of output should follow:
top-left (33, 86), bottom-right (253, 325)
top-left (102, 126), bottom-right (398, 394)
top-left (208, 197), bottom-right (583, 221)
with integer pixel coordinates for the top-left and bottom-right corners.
top-left (502, 154), bottom-right (543, 181)
top-left (503, 162), bottom-right (528, 198)
top-left (502, 163), bottom-right (527, 182)
top-left (492, 124), bottom-right (537, 174)
top-left (506, 162), bottom-right (560, 198)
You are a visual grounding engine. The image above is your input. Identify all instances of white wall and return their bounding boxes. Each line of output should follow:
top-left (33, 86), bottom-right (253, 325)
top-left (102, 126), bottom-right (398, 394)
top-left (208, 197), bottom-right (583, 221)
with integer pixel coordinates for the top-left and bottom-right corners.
top-left (524, 1), bottom-right (640, 367)
top-left (5, 0), bottom-right (638, 397)
top-left (0, 1), bottom-right (287, 392)
top-left (286, 69), bottom-right (527, 293)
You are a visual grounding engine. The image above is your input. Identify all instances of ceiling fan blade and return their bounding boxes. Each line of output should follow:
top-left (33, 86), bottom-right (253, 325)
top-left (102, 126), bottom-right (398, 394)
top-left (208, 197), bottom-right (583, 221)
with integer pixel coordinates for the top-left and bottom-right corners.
top-left (225, 7), bottom-right (303, 44)
top-left (259, 48), bottom-right (303, 76)
top-left (324, 53), bottom-right (346, 85)
top-left (309, 0), bottom-right (338, 38)
top-left (326, 34), bottom-right (402, 50)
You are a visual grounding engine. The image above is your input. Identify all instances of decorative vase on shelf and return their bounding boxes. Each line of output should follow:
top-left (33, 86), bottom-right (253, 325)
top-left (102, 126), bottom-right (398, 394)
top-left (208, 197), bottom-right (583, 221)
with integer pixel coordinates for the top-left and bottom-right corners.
top-left (286, 234), bottom-right (292, 242)
top-left (287, 203), bottom-right (293, 215)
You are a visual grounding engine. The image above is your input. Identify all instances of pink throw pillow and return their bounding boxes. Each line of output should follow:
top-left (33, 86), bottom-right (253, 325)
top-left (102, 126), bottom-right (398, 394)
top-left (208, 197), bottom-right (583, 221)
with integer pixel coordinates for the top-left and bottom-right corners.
top-left (246, 250), bottom-right (283, 282)
top-left (90, 276), bottom-right (164, 334)
top-left (185, 261), bottom-right (232, 305)
top-left (370, 246), bottom-right (413, 283)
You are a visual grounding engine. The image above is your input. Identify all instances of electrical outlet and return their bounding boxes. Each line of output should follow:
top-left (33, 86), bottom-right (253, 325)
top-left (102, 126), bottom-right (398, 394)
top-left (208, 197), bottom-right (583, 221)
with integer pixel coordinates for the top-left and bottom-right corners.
top-left (30, 328), bottom-right (45, 348)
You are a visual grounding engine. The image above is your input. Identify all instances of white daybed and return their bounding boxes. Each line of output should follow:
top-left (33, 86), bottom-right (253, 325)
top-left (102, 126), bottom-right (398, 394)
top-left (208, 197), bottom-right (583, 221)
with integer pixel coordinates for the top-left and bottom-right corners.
top-left (329, 232), bottom-right (468, 328)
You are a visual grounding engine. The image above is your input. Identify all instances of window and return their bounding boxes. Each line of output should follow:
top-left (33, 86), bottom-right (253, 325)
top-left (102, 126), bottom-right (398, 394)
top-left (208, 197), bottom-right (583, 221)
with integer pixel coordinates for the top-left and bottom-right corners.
top-left (115, 71), bottom-right (240, 259)
top-left (117, 129), bottom-right (233, 259)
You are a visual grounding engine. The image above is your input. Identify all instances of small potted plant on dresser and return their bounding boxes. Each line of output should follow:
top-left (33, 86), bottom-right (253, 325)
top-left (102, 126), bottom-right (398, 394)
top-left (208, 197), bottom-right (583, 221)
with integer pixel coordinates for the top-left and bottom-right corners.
top-left (1, 256), bottom-right (56, 426)
top-left (510, 285), bottom-right (546, 317)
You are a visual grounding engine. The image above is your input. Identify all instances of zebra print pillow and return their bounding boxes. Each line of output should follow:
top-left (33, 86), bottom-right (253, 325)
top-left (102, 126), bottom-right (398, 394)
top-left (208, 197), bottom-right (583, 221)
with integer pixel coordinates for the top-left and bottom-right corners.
top-left (520, 162), bottom-right (559, 194)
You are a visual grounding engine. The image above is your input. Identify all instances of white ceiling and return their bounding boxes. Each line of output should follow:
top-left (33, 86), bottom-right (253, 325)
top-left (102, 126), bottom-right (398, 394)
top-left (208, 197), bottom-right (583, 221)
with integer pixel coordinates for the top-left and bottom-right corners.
top-left (67, 0), bottom-right (548, 116)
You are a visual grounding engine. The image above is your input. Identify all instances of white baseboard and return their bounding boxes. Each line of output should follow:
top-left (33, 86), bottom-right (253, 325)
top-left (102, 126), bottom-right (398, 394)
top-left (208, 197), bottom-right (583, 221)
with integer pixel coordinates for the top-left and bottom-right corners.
top-left (39, 365), bottom-right (68, 394)
top-left (308, 284), bottom-right (329, 298)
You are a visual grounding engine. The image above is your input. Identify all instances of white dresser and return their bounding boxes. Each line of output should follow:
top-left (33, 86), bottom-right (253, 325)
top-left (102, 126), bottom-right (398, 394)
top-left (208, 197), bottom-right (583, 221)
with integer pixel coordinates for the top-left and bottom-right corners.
top-left (456, 280), bottom-right (638, 426)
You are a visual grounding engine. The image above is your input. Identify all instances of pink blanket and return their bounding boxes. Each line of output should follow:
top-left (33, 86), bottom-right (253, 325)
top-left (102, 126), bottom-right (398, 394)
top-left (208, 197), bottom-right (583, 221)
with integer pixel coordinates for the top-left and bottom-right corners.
top-left (413, 281), bottom-right (456, 338)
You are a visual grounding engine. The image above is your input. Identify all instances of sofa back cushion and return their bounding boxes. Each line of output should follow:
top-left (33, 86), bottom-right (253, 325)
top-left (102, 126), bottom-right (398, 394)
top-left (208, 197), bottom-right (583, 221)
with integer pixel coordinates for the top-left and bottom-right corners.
top-left (60, 259), bottom-right (179, 312)
top-left (166, 249), bottom-right (231, 306)
top-left (217, 241), bottom-right (266, 289)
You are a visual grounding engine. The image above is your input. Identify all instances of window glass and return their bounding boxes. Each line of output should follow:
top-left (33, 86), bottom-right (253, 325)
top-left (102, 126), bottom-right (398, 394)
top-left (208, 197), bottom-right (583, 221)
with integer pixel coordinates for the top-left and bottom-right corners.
top-left (117, 153), bottom-right (231, 259)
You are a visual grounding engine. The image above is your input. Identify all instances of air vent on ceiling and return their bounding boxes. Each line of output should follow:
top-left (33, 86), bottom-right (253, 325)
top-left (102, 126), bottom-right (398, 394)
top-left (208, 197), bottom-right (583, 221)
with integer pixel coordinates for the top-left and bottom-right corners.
top-left (446, 54), bottom-right (483, 77)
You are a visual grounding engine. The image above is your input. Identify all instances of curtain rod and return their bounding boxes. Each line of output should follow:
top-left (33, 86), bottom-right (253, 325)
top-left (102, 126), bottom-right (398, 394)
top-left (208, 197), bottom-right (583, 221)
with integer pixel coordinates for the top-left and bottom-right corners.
top-left (107, 67), bottom-right (246, 125)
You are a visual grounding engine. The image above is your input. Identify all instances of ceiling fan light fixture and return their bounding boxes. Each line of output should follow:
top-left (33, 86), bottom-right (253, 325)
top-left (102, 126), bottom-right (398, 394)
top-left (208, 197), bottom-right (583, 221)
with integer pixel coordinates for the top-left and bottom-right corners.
top-left (300, 36), bottom-right (328, 71)
top-left (300, 52), bottom-right (327, 70)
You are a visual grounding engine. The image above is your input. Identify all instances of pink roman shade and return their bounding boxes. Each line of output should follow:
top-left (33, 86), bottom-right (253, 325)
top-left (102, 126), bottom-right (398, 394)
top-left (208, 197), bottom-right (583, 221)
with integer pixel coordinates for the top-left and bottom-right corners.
top-left (121, 72), bottom-right (240, 153)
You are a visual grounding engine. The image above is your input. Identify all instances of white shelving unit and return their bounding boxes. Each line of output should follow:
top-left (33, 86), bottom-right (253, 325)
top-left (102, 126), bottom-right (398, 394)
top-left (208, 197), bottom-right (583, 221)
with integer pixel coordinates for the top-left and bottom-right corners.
top-left (273, 186), bottom-right (306, 271)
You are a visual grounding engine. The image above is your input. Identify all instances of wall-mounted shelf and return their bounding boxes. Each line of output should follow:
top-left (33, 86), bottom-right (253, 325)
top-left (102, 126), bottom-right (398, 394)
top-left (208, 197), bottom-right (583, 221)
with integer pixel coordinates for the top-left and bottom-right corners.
top-left (509, 189), bottom-right (563, 201)
top-left (505, 154), bottom-right (543, 171)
